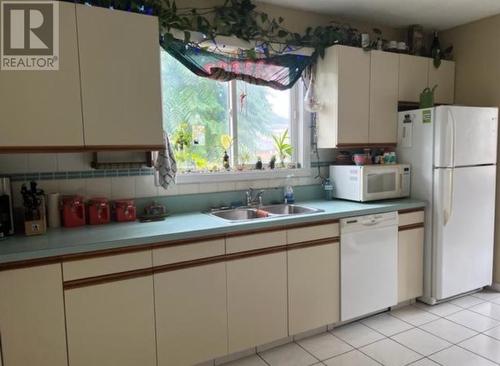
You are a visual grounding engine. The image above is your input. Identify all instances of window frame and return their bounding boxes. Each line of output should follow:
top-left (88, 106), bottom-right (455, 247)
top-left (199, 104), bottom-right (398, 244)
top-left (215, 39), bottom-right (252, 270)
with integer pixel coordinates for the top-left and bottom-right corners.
top-left (166, 77), bottom-right (311, 185)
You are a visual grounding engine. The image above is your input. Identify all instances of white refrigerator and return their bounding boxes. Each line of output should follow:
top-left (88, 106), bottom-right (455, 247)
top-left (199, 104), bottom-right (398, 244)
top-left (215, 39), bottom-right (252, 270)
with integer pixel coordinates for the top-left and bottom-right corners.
top-left (397, 106), bottom-right (498, 304)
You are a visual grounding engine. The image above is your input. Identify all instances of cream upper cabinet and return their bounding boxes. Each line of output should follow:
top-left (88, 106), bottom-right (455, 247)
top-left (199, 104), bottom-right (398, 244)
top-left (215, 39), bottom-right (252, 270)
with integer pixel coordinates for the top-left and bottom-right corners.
top-left (369, 51), bottom-right (399, 144)
top-left (0, 2), bottom-right (83, 149)
top-left (154, 263), bottom-right (228, 366)
top-left (227, 252), bottom-right (288, 353)
top-left (288, 242), bottom-right (340, 335)
top-left (76, 5), bottom-right (163, 148)
top-left (65, 277), bottom-right (157, 366)
top-left (398, 54), bottom-right (429, 103)
top-left (398, 227), bottom-right (424, 302)
top-left (317, 45), bottom-right (370, 147)
top-left (0, 264), bottom-right (68, 366)
top-left (428, 60), bottom-right (455, 104)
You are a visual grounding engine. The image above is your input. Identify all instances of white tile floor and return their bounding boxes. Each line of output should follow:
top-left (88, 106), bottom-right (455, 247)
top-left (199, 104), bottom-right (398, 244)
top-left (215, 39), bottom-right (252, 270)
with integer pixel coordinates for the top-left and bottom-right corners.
top-left (222, 289), bottom-right (500, 366)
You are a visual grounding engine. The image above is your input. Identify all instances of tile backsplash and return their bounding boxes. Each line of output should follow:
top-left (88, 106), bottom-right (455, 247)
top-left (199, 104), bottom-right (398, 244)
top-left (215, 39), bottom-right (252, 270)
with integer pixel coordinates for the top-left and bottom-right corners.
top-left (1, 152), bottom-right (327, 208)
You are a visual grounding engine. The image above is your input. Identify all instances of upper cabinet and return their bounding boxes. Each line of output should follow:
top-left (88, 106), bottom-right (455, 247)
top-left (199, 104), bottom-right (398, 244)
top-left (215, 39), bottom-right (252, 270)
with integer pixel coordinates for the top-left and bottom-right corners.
top-left (0, 2), bottom-right (84, 149)
top-left (0, 4), bottom-right (164, 152)
top-left (76, 5), bottom-right (164, 149)
top-left (317, 47), bottom-right (455, 147)
top-left (317, 45), bottom-right (370, 147)
top-left (398, 54), bottom-right (429, 103)
top-left (428, 59), bottom-right (455, 105)
top-left (369, 51), bottom-right (399, 144)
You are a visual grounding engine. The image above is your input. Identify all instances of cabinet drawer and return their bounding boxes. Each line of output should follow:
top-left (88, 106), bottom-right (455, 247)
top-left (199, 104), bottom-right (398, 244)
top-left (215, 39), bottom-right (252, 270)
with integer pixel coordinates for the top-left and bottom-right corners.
top-left (287, 222), bottom-right (339, 244)
top-left (153, 239), bottom-right (225, 266)
top-left (399, 210), bottom-right (425, 227)
top-left (226, 230), bottom-right (286, 254)
top-left (63, 250), bottom-right (152, 281)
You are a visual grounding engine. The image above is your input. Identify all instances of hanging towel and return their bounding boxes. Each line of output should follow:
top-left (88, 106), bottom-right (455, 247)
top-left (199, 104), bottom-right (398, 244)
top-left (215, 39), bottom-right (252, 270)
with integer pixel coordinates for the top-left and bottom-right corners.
top-left (155, 131), bottom-right (177, 189)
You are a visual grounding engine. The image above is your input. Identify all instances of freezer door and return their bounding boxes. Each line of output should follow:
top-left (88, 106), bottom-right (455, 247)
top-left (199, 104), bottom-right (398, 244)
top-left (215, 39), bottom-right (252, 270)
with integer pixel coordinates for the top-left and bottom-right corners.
top-left (433, 165), bottom-right (496, 300)
top-left (434, 106), bottom-right (498, 168)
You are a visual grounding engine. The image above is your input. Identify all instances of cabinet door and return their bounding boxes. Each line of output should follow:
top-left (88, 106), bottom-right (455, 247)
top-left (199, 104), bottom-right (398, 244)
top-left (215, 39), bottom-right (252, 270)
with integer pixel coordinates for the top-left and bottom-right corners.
top-left (369, 51), bottom-right (399, 144)
top-left (65, 277), bottom-right (156, 366)
top-left (227, 252), bottom-right (288, 353)
top-left (337, 46), bottom-right (371, 145)
top-left (316, 45), bottom-right (370, 148)
top-left (0, 264), bottom-right (67, 366)
top-left (398, 54), bottom-right (429, 102)
top-left (76, 5), bottom-right (163, 148)
top-left (428, 60), bottom-right (455, 104)
top-left (155, 263), bottom-right (228, 366)
top-left (0, 2), bottom-right (83, 149)
top-left (398, 228), bottom-right (424, 302)
top-left (288, 242), bottom-right (340, 335)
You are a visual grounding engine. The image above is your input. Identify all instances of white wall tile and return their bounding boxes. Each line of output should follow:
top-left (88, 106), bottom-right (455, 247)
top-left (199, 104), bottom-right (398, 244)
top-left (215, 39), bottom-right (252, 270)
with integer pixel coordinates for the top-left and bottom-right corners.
top-left (177, 183), bottom-right (199, 195)
top-left (198, 182), bottom-right (218, 194)
top-left (27, 154), bottom-right (58, 172)
top-left (85, 178), bottom-right (112, 199)
top-left (217, 182), bottom-right (236, 192)
top-left (57, 153), bottom-right (93, 171)
top-left (38, 180), bottom-right (60, 194)
top-left (135, 175), bottom-right (158, 198)
top-left (0, 154), bottom-right (28, 174)
top-left (58, 179), bottom-right (86, 196)
top-left (11, 181), bottom-right (26, 207)
top-left (110, 177), bottom-right (136, 199)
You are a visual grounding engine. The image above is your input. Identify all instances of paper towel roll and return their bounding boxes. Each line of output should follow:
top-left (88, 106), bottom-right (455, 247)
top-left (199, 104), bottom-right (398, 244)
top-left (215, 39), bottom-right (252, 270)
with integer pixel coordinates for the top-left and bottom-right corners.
top-left (47, 193), bottom-right (61, 228)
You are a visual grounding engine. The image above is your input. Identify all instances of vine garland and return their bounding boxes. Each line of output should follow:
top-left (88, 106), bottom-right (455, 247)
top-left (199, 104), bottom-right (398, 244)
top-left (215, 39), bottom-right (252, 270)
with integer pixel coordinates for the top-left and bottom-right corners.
top-left (75, 0), bottom-right (369, 60)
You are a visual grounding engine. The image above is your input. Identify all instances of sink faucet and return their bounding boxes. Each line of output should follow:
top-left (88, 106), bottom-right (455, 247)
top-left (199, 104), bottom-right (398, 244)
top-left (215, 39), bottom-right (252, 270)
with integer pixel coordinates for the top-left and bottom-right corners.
top-left (245, 188), bottom-right (265, 207)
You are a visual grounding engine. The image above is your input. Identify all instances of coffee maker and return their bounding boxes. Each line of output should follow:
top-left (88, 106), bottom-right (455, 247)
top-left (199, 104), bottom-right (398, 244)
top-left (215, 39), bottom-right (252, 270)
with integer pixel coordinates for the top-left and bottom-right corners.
top-left (0, 177), bottom-right (14, 238)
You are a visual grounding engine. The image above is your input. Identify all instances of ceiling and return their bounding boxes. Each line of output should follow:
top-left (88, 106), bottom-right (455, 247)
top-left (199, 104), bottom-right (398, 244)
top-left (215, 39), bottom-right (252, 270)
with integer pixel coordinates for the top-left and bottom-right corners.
top-left (258, 0), bottom-right (500, 30)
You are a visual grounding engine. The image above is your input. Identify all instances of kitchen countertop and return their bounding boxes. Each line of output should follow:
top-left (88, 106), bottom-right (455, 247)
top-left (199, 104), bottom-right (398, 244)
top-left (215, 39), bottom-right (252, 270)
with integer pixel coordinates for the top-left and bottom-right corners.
top-left (0, 199), bottom-right (425, 266)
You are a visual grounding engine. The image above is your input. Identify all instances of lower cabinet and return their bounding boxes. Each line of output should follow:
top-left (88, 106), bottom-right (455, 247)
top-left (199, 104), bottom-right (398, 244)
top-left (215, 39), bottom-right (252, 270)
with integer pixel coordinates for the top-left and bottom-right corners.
top-left (65, 276), bottom-right (157, 366)
top-left (288, 242), bottom-right (340, 335)
top-left (398, 227), bottom-right (425, 302)
top-left (227, 252), bottom-right (288, 353)
top-left (154, 263), bottom-right (228, 366)
top-left (0, 264), bottom-right (68, 366)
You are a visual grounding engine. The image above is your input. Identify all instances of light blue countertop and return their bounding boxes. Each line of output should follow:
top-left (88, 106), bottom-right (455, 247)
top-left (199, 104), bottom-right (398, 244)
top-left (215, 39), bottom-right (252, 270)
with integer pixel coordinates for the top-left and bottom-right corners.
top-left (0, 199), bottom-right (425, 265)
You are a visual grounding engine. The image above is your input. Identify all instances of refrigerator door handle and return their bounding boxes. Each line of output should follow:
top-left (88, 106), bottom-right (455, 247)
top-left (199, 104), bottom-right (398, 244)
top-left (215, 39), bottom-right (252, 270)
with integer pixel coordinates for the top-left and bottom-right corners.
top-left (448, 109), bottom-right (456, 167)
top-left (444, 168), bottom-right (454, 226)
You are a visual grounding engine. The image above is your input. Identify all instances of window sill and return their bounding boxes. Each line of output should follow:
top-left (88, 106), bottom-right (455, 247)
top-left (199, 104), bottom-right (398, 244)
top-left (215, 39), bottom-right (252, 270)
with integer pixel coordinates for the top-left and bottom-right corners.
top-left (174, 168), bottom-right (313, 184)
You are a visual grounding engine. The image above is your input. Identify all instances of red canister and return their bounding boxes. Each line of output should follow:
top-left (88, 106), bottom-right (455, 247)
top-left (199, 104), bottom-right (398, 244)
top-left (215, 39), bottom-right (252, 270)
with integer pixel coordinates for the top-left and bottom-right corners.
top-left (87, 198), bottom-right (110, 225)
top-left (114, 199), bottom-right (136, 222)
top-left (61, 195), bottom-right (86, 228)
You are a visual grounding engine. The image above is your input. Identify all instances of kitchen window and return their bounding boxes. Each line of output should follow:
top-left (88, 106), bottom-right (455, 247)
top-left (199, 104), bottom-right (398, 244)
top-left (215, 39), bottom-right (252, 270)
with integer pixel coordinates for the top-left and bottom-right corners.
top-left (160, 48), bottom-right (304, 181)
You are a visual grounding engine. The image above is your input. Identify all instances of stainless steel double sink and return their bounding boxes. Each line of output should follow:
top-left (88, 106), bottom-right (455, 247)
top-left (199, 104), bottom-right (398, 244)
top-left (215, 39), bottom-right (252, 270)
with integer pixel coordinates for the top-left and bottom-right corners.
top-left (207, 204), bottom-right (324, 223)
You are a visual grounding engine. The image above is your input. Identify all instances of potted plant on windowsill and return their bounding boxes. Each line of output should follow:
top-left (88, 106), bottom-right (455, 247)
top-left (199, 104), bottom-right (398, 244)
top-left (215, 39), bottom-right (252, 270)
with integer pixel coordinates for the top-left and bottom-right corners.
top-left (273, 129), bottom-right (293, 168)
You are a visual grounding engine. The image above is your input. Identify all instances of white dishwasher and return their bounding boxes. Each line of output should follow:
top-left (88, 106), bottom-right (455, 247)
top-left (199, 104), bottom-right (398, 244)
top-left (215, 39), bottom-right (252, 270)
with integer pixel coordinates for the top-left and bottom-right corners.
top-left (340, 211), bottom-right (398, 321)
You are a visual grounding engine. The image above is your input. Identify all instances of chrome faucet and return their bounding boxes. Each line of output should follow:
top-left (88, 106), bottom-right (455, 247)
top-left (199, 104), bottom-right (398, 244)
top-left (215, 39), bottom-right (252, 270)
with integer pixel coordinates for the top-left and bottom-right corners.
top-left (245, 188), bottom-right (265, 207)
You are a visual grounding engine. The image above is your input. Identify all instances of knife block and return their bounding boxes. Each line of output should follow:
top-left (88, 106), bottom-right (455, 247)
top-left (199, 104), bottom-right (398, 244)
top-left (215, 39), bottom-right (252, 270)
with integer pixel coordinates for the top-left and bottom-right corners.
top-left (24, 198), bottom-right (47, 236)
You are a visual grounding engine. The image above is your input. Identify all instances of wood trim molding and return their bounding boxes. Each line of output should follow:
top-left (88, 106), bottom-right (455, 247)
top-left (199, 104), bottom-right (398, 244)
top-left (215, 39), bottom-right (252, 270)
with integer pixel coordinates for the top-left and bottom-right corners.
top-left (64, 267), bottom-right (153, 290)
top-left (336, 143), bottom-right (397, 148)
top-left (0, 145), bottom-right (163, 154)
top-left (398, 207), bottom-right (425, 215)
top-left (62, 236), bottom-right (341, 288)
top-left (398, 223), bottom-right (425, 232)
top-left (287, 237), bottom-right (340, 251)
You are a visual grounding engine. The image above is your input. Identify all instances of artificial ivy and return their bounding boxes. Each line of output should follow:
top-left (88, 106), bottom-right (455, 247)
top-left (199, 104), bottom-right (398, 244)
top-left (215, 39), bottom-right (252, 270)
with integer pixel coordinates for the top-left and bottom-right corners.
top-left (73, 0), bottom-right (367, 60)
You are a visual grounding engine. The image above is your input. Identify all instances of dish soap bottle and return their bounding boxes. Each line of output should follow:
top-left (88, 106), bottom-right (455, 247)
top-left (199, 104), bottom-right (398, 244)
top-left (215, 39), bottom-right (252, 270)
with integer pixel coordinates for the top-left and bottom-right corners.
top-left (324, 178), bottom-right (334, 200)
top-left (284, 175), bottom-right (295, 204)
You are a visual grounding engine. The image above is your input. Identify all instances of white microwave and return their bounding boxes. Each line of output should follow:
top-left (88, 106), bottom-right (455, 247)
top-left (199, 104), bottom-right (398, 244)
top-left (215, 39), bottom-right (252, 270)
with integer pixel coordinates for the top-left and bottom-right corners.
top-left (329, 164), bottom-right (411, 202)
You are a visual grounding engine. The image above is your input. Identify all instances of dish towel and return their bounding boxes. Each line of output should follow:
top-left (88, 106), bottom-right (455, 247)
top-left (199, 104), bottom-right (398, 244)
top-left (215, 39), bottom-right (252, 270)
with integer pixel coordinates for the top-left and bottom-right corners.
top-left (155, 131), bottom-right (177, 189)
